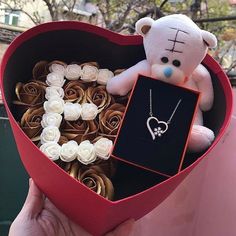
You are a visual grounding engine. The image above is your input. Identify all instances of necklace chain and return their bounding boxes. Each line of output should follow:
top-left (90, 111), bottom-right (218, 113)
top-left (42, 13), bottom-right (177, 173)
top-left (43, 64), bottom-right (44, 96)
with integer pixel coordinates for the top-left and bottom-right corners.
top-left (149, 89), bottom-right (182, 124)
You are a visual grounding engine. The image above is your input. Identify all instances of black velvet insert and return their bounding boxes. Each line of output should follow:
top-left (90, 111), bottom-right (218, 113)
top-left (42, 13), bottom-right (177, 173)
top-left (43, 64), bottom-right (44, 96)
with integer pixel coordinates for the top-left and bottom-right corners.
top-left (113, 76), bottom-right (199, 176)
top-left (112, 160), bottom-right (167, 200)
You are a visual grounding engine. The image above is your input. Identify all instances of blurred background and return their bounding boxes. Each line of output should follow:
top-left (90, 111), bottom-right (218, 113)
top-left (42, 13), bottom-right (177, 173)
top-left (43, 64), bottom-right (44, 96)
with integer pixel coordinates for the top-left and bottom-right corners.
top-left (0, 1), bottom-right (235, 235)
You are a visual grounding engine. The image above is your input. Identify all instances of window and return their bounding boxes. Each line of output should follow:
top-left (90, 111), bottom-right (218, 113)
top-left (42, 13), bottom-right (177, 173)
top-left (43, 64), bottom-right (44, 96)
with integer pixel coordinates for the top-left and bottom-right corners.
top-left (4, 10), bottom-right (20, 26)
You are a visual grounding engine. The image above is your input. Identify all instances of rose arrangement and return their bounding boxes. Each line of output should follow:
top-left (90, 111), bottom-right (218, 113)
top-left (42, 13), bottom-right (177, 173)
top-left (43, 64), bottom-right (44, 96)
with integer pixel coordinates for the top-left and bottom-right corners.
top-left (14, 60), bottom-right (128, 200)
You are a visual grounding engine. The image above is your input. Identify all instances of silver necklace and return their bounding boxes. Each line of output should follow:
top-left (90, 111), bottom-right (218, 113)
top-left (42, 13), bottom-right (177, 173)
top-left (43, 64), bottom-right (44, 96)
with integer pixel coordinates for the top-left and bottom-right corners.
top-left (146, 89), bottom-right (182, 140)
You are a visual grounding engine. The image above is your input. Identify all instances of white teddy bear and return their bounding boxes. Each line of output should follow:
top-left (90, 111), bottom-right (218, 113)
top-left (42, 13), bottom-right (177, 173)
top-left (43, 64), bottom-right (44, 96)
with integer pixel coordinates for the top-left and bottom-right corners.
top-left (107, 14), bottom-right (217, 152)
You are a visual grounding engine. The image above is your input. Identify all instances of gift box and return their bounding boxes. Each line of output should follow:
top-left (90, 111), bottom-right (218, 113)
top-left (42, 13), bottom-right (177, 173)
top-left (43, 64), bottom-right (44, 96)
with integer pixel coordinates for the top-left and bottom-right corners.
top-left (112, 75), bottom-right (200, 177)
top-left (0, 21), bottom-right (233, 236)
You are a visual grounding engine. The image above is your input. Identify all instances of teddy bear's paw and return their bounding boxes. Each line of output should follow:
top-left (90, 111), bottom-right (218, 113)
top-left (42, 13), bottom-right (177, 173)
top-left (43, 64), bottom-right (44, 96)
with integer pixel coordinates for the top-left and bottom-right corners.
top-left (188, 125), bottom-right (215, 153)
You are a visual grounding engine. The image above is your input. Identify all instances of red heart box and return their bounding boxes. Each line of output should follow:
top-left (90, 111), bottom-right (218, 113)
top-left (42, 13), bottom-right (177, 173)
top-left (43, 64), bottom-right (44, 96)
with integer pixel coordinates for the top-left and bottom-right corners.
top-left (0, 21), bottom-right (233, 235)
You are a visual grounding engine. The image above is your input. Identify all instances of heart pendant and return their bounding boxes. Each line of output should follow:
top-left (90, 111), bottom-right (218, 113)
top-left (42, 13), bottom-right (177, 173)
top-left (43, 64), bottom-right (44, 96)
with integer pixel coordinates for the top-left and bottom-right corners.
top-left (146, 116), bottom-right (169, 140)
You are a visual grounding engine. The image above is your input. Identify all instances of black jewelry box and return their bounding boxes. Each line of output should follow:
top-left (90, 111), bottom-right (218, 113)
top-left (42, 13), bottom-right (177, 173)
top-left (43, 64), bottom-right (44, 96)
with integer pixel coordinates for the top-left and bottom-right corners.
top-left (112, 75), bottom-right (200, 177)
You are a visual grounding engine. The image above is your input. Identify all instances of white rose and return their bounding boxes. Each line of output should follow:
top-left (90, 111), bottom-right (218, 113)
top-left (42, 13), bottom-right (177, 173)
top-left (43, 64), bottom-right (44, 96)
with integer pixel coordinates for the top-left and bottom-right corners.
top-left (77, 140), bottom-right (96, 165)
top-left (49, 63), bottom-right (66, 75)
top-left (60, 140), bottom-right (78, 162)
top-left (44, 96), bottom-right (64, 114)
top-left (46, 72), bottom-right (65, 87)
top-left (81, 65), bottom-right (98, 82)
top-left (45, 86), bottom-right (64, 100)
top-left (65, 64), bottom-right (82, 80)
top-left (81, 103), bottom-right (98, 120)
top-left (64, 102), bottom-right (82, 121)
top-left (40, 142), bottom-right (61, 161)
top-left (97, 69), bottom-right (114, 85)
top-left (94, 138), bottom-right (113, 160)
top-left (40, 126), bottom-right (61, 144)
top-left (41, 113), bottom-right (62, 128)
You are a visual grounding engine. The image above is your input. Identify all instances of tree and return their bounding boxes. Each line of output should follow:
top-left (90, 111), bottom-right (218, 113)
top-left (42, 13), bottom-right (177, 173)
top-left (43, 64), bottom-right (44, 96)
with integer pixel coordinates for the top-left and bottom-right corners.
top-left (0, 0), bottom-right (235, 76)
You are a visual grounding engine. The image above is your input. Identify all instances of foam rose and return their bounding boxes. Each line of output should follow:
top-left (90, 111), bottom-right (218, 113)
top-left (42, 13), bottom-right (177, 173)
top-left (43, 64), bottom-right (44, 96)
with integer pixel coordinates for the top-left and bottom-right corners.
top-left (81, 64), bottom-right (98, 82)
top-left (63, 81), bottom-right (85, 103)
top-left (85, 85), bottom-right (112, 113)
top-left (46, 72), bottom-right (65, 87)
top-left (44, 96), bottom-right (64, 114)
top-left (78, 167), bottom-right (114, 200)
top-left (81, 103), bottom-right (98, 120)
top-left (99, 103), bottom-right (126, 141)
top-left (45, 86), bottom-right (64, 100)
top-left (40, 142), bottom-right (61, 161)
top-left (20, 106), bottom-right (44, 140)
top-left (64, 102), bottom-right (82, 121)
top-left (60, 140), bottom-right (79, 162)
top-left (48, 60), bottom-right (67, 75)
top-left (97, 69), bottom-right (114, 85)
top-left (41, 113), bottom-right (62, 128)
top-left (32, 60), bottom-right (49, 80)
top-left (40, 126), bottom-right (61, 144)
top-left (94, 137), bottom-right (113, 160)
top-left (65, 64), bottom-right (82, 80)
top-left (14, 80), bottom-right (46, 107)
top-left (77, 140), bottom-right (97, 165)
top-left (61, 119), bottom-right (98, 144)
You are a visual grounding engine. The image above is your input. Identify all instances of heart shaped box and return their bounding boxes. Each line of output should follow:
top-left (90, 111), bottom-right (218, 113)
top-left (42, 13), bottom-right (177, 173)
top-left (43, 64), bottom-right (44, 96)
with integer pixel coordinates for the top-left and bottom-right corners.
top-left (0, 21), bottom-right (233, 235)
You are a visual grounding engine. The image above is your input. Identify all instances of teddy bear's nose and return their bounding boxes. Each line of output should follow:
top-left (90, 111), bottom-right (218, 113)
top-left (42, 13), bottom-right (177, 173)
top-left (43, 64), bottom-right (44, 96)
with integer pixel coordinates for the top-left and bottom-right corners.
top-left (163, 67), bottom-right (173, 78)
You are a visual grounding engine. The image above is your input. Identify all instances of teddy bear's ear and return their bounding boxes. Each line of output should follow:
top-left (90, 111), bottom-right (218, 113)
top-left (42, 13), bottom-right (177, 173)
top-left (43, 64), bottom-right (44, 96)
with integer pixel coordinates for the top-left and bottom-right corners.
top-left (135, 17), bottom-right (154, 36)
top-left (201, 30), bottom-right (217, 48)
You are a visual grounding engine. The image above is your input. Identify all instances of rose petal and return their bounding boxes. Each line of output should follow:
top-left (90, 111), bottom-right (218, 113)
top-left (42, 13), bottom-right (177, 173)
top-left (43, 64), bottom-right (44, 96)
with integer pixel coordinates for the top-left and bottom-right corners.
top-left (69, 162), bottom-right (79, 178)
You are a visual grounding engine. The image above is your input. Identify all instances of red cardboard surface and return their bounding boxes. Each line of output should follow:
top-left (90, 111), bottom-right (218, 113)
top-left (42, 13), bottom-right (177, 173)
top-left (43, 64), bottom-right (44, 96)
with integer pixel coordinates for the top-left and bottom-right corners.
top-left (0, 21), bottom-right (233, 235)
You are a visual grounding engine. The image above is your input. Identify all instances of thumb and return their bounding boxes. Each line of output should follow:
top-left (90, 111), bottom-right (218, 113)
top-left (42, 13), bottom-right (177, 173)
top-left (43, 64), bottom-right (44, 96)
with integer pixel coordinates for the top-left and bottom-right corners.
top-left (105, 219), bottom-right (135, 236)
top-left (20, 178), bottom-right (44, 219)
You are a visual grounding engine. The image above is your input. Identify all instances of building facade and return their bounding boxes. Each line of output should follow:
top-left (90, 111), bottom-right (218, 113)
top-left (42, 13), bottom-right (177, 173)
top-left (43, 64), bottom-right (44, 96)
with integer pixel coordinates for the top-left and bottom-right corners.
top-left (0, 0), bottom-right (98, 62)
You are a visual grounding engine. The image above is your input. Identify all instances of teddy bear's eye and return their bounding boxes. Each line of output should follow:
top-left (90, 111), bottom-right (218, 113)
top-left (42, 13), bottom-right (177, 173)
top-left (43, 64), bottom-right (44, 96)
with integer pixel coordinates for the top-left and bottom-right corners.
top-left (161, 57), bottom-right (169, 63)
top-left (172, 60), bottom-right (181, 67)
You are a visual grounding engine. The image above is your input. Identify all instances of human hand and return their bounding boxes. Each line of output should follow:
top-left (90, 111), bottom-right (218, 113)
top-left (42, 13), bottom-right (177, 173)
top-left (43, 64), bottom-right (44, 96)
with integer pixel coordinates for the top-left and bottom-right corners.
top-left (9, 179), bottom-right (135, 236)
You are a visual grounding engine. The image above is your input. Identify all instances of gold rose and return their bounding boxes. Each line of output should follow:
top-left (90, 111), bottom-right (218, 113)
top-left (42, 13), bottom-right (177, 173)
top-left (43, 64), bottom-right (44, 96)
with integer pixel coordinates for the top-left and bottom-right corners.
top-left (63, 81), bottom-right (85, 103)
top-left (78, 168), bottom-right (114, 200)
top-left (14, 81), bottom-right (46, 106)
top-left (85, 86), bottom-right (112, 113)
top-left (99, 103), bottom-right (125, 141)
top-left (61, 120), bottom-right (99, 143)
top-left (32, 60), bottom-right (49, 80)
top-left (20, 106), bottom-right (44, 141)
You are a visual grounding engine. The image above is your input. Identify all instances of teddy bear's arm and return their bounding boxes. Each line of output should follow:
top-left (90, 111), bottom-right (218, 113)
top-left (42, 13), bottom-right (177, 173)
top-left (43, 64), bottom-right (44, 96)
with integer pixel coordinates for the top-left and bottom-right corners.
top-left (192, 64), bottom-right (214, 111)
top-left (106, 60), bottom-right (151, 96)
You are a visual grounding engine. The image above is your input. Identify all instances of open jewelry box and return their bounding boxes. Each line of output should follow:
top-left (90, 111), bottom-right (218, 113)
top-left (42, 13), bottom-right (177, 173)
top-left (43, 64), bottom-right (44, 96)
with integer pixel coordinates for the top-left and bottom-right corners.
top-left (0, 21), bottom-right (232, 235)
top-left (112, 75), bottom-right (200, 177)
